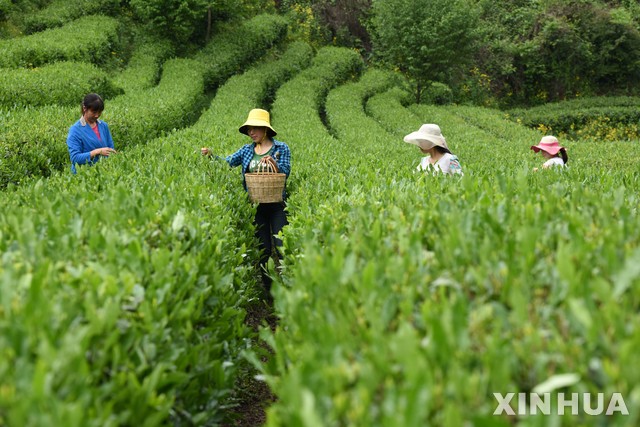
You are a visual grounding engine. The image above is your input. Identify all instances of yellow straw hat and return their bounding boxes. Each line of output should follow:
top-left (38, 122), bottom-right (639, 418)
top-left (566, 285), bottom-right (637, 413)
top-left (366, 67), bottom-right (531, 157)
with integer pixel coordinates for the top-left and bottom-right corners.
top-left (239, 108), bottom-right (277, 137)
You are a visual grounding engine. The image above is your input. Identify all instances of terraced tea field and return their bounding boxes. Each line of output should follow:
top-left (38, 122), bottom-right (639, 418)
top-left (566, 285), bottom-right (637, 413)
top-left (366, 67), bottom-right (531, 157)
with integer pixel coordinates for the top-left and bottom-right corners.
top-left (1, 7), bottom-right (639, 427)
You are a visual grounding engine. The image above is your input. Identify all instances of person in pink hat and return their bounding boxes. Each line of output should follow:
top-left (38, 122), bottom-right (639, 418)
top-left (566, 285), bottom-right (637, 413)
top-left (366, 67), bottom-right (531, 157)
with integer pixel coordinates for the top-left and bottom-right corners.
top-left (531, 135), bottom-right (568, 171)
top-left (403, 124), bottom-right (463, 175)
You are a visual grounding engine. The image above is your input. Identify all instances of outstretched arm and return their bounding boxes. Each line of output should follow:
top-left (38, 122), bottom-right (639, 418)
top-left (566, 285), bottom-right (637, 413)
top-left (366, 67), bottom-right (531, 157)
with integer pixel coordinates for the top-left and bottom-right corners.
top-left (202, 146), bottom-right (245, 167)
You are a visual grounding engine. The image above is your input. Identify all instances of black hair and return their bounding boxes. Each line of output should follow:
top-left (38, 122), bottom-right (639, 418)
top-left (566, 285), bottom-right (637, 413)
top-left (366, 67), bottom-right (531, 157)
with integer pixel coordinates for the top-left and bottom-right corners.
top-left (239, 125), bottom-right (276, 138)
top-left (82, 93), bottom-right (104, 116)
top-left (435, 145), bottom-right (452, 155)
top-left (558, 147), bottom-right (568, 165)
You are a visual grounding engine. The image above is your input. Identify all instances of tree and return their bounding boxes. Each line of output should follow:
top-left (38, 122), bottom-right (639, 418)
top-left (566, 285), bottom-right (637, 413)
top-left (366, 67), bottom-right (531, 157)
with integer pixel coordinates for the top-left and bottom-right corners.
top-left (369, 0), bottom-right (479, 103)
top-left (129, 0), bottom-right (274, 47)
top-left (277, 0), bottom-right (371, 50)
top-left (473, 0), bottom-right (640, 105)
top-left (313, 0), bottom-right (372, 49)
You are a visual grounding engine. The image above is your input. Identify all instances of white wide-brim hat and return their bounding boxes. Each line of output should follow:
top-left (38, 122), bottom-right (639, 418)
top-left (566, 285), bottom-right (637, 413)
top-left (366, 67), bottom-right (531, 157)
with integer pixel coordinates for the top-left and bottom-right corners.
top-left (404, 124), bottom-right (450, 152)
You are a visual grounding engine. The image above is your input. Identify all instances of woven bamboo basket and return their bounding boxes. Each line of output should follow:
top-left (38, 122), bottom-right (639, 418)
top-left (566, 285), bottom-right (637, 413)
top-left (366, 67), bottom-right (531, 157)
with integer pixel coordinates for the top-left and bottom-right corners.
top-left (245, 162), bottom-right (286, 203)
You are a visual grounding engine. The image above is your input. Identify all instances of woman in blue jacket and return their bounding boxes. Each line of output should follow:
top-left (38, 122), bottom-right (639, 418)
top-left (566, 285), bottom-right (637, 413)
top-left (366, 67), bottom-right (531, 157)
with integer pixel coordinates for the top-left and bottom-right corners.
top-left (66, 93), bottom-right (116, 174)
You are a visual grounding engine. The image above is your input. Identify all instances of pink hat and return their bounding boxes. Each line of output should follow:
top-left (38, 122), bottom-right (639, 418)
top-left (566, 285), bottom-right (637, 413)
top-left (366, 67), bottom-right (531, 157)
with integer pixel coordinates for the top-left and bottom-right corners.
top-left (531, 135), bottom-right (564, 155)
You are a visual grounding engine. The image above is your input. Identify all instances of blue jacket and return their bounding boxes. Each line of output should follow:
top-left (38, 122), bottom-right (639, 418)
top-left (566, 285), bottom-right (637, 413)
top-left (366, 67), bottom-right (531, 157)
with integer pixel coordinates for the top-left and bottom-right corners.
top-left (66, 117), bottom-right (115, 174)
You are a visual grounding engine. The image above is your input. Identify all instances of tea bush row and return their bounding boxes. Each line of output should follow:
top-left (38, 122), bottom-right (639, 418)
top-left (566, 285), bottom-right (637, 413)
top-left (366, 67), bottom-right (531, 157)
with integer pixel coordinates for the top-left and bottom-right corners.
top-left (111, 41), bottom-right (174, 94)
top-left (507, 96), bottom-right (640, 141)
top-left (0, 61), bottom-right (123, 108)
top-left (194, 14), bottom-right (288, 90)
top-left (168, 40), bottom-right (313, 154)
top-left (0, 15), bottom-right (120, 68)
top-left (260, 73), bottom-right (640, 425)
top-left (22, 0), bottom-right (120, 34)
top-left (0, 40), bottom-right (317, 426)
top-left (0, 58), bottom-right (205, 187)
top-left (0, 14), bottom-right (287, 188)
top-left (0, 136), bottom-right (254, 427)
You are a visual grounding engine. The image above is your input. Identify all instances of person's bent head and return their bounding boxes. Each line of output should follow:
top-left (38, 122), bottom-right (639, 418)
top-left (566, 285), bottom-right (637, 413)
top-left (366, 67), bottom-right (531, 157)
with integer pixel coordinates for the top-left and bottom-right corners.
top-left (531, 135), bottom-right (568, 164)
top-left (403, 123), bottom-right (451, 154)
top-left (82, 93), bottom-right (104, 116)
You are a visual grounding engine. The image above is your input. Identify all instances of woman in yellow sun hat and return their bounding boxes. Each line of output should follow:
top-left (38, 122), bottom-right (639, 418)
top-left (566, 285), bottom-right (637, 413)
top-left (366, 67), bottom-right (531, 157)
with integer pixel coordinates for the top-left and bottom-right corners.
top-left (201, 108), bottom-right (291, 302)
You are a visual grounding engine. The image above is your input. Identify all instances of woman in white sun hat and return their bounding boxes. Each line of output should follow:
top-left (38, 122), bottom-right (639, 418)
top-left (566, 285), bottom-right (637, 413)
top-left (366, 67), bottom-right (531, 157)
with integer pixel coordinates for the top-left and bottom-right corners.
top-left (404, 123), bottom-right (463, 175)
top-left (531, 135), bottom-right (568, 171)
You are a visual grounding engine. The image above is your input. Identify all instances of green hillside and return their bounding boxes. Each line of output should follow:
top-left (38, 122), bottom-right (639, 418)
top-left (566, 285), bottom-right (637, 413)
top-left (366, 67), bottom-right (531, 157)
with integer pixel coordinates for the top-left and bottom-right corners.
top-left (1, 1), bottom-right (639, 426)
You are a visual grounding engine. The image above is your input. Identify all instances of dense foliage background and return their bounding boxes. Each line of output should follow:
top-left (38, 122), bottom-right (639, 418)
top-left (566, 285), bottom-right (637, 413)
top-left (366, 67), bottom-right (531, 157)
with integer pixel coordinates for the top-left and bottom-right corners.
top-left (2, 0), bottom-right (639, 107)
top-left (286, 0), bottom-right (640, 106)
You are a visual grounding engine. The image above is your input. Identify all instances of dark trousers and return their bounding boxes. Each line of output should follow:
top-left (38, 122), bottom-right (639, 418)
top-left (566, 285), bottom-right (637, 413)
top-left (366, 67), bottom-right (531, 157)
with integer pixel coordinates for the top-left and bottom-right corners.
top-left (254, 202), bottom-right (288, 293)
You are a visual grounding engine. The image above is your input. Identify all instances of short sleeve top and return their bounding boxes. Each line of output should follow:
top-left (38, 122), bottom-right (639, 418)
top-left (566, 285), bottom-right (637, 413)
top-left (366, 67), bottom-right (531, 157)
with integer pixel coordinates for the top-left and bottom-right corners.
top-left (417, 153), bottom-right (463, 175)
top-left (543, 157), bottom-right (565, 168)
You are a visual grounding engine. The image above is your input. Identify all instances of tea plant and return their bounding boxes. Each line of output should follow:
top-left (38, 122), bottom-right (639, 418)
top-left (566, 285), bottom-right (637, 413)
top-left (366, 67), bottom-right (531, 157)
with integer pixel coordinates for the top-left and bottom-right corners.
top-left (0, 14), bottom-right (288, 188)
top-left (257, 71), bottom-right (640, 426)
top-left (111, 41), bottom-right (174, 94)
top-left (1, 8), bottom-right (639, 426)
top-left (0, 61), bottom-right (122, 108)
top-left (0, 137), bottom-right (255, 426)
top-left (507, 96), bottom-right (640, 141)
top-left (0, 39), bottom-right (318, 426)
top-left (22, 0), bottom-right (120, 34)
top-left (0, 15), bottom-right (120, 68)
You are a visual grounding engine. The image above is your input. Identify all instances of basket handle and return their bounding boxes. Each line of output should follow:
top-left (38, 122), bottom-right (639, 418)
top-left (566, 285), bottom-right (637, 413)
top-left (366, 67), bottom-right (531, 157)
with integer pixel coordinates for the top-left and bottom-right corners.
top-left (255, 159), bottom-right (277, 174)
